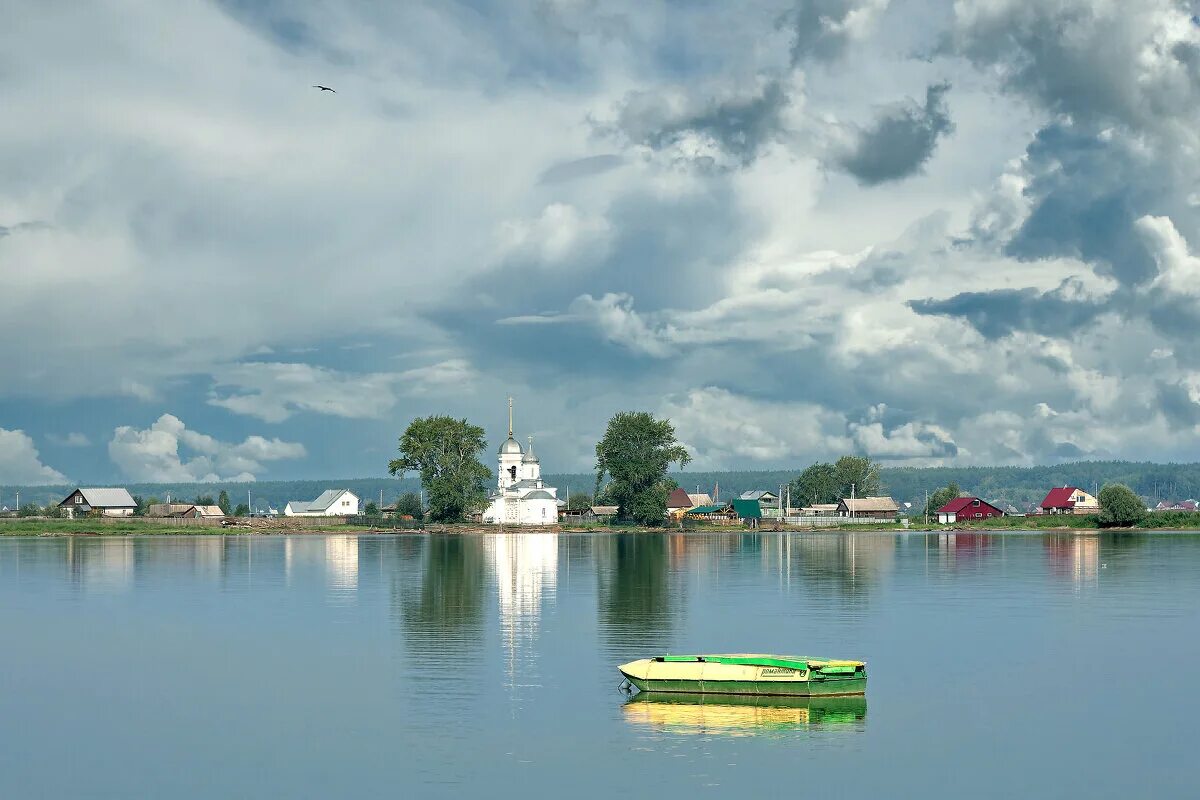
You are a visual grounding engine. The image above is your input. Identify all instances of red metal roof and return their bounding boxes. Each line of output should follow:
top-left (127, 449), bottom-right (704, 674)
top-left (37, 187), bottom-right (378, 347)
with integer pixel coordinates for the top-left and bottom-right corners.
top-left (666, 487), bottom-right (693, 509)
top-left (936, 496), bottom-right (1002, 515)
top-left (1041, 487), bottom-right (1079, 508)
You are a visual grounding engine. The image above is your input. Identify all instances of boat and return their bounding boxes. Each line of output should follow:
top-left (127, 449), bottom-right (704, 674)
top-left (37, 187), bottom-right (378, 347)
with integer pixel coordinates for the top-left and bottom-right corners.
top-left (617, 654), bottom-right (866, 697)
top-left (622, 692), bottom-right (866, 736)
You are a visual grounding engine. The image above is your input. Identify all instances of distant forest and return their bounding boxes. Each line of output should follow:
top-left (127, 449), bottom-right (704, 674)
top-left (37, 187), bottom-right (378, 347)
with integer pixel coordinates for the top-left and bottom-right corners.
top-left (6, 460), bottom-right (1200, 514)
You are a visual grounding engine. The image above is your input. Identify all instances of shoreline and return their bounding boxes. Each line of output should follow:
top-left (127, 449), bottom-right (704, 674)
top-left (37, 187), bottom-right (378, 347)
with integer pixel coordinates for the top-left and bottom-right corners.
top-left (3, 519), bottom-right (1199, 536)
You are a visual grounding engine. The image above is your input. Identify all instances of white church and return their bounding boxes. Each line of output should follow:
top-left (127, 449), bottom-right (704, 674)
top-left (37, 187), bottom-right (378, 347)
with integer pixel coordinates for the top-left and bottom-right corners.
top-left (482, 399), bottom-right (561, 526)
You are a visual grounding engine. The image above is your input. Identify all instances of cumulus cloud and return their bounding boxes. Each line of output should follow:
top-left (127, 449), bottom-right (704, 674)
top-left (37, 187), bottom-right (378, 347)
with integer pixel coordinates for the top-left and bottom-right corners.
top-left (788, 0), bottom-right (892, 63)
top-left (1137, 214), bottom-right (1200, 295)
top-left (0, 429), bottom-right (67, 484)
top-left (834, 83), bottom-right (954, 185)
top-left (108, 414), bottom-right (304, 482)
top-left (602, 78), bottom-right (794, 168)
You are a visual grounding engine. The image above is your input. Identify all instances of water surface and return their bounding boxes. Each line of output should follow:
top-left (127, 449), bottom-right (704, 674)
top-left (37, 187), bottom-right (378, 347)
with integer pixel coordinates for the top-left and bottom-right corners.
top-left (1, 532), bottom-right (1197, 798)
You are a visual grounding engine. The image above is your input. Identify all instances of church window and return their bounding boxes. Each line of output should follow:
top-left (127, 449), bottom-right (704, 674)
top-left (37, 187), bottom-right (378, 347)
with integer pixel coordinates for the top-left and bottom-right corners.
top-left (509, 465), bottom-right (517, 480)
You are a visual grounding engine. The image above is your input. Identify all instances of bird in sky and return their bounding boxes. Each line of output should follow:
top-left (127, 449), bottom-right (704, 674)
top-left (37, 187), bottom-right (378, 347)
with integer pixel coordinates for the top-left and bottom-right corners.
top-left (313, 85), bottom-right (336, 93)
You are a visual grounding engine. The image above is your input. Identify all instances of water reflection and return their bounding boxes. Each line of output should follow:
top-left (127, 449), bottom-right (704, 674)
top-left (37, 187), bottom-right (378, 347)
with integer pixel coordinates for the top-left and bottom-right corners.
top-left (487, 533), bottom-right (558, 688)
top-left (597, 534), bottom-right (679, 656)
top-left (396, 535), bottom-right (487, 662)
top-left (623, 693), bottom-right (867, 738)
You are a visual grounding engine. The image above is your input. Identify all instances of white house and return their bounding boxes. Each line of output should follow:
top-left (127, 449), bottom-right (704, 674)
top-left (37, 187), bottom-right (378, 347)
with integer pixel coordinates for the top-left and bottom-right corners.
top-left (58, 488), bottom-right (137, 518)
top-left (482, 399), bottom-right (560, 526)
top-left (284, 489), bottom-right (360, 517)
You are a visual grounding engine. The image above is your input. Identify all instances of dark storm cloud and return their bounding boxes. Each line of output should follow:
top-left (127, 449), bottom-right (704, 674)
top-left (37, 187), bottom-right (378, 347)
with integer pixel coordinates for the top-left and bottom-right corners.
top-left (909, 283), bottom-right (1110, 340)
top-left (607, 80), bottom-right (790, 167)
top-left (1004, 124), bottom-right (1169, 287)
top-left (1155, 380), bottom-right (1200, 427)
top-left (787, 0), bottom-right (887, 63)
top-left (537, 154), bottom-right (625, 184)
top-left (836, 83), bottom-right (954, 185)
top-left (213, 0), bottom-right (356, 65)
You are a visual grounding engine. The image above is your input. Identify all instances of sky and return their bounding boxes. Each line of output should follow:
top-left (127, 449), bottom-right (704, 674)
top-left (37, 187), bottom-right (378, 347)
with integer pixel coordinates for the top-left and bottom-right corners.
top-left (4, 0), bottom-right (1200, 485)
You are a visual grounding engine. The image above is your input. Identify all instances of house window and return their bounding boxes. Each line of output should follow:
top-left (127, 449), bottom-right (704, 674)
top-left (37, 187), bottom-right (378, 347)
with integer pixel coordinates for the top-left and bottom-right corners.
top-left (975, 512), bottom-right (982, 518)
top-left (972, 499), bottom-right (980, 507)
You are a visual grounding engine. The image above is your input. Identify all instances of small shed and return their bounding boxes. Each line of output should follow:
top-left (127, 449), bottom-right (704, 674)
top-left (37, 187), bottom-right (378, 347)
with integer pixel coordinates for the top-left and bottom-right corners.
top-left (182, 505), bottom-right (226, 519)
top-left (836, 496), bottom-right (899, 519)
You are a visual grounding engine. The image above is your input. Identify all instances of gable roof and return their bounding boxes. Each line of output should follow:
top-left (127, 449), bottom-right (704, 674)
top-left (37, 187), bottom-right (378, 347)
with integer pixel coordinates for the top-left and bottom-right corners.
top-left (687, 493), bottom-right (713, 507)
top-left (838, 496), bottom-right (899, 513)
top-left (937, 497), bottom-right (1002, 515)
top-left (286, 500), bottom-right (314, 513)
top-left (1041, 487), bottom-right (1080, 508)
top-left (686, 503), bottom-right (730, 515)
top-left (60, 488), bottom-right (137, 508)
top-left (146, 503), bottom-right (194, 517)
top-left (666, 487), bottom-right (693, 509)
top-left (309, 489), bottom-right (356, 511)
top-left (739, 490), bottom-right (778, 501)
top-left (187, 505), bottom-right (225, 517)
top-left (589, 505), bottom-right (619, 515)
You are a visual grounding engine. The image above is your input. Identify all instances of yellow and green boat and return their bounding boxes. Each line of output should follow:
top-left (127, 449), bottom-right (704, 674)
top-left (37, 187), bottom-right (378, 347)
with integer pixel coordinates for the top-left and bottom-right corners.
top-left (617, 654), bottom-right (866, 697)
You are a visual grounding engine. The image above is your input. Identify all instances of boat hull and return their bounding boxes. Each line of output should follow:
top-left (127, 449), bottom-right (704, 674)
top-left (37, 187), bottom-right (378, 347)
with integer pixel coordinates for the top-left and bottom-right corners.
top-left (618, 655), bottom-right (866, 697)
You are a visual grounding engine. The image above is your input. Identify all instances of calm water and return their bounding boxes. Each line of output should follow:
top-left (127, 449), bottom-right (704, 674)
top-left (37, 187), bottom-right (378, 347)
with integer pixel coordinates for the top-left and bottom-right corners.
top-left (1, 532), bottom-right (1197, 798)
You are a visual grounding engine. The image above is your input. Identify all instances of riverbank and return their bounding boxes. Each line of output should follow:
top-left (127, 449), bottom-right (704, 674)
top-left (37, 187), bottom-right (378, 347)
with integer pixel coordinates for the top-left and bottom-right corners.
top-left (4, 513), bottom-right (1200, 535)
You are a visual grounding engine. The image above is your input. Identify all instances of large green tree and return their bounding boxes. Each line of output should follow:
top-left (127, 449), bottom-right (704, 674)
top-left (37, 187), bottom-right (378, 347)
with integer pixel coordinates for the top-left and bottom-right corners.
top-left (594, 412), bottom-right (690, 525)
top-left (389, 416), bottom-right (491, 523)
top-left (217, 490), bottom-right (231, 515)
top-left (1097, 484), bottom-right (1146, 527)
top-left (790, 455), bottom-right (883, 508)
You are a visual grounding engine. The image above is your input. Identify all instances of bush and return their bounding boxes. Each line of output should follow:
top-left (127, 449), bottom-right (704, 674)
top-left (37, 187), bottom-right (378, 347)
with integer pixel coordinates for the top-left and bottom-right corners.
top-left (1097, 484), bottom-right (1146, 527)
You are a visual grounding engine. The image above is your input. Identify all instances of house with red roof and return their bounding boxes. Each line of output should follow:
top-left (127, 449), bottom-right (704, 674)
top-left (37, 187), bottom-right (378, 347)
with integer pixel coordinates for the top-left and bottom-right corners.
top-left (666, 487), bottom-right (695, 520)
top-left (1040, 486), bottom-right (1099, 515)
top-left (936, 496), bottom-right (1005, 524)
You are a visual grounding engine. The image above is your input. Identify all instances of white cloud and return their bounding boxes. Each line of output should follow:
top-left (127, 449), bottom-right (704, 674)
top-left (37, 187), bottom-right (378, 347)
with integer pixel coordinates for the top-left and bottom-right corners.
top-left (1137, 215), bottom-right (1200, 294)
top-left (108, 414), bottom-right (304, 482)
top-left (0, 429), bottom-right (67, 484)
top-left (496, 203), bottom-right (612, 267)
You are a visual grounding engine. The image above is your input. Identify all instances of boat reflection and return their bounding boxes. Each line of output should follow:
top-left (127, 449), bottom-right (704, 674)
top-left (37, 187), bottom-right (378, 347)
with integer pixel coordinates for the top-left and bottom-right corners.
top-left (622, 692), bottom-right (866, 737)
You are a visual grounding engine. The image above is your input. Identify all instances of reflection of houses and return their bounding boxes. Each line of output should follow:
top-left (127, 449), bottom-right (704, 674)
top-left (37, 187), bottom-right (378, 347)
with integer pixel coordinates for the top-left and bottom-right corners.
top-left (325, 535), bottom-right (359, 591)
top-left (836, 497), bottom-right (899, 519)
top-left (1044, 535), bottom-right (1100, 583)
top-left (936, 497), bottom-right (1004, 524)
top-left (285, 489), bottom-right (359, 517)
top-left (58, 488), bottom-right (137, 518)
top-left (1039, 486), bottom-right (1099, 515)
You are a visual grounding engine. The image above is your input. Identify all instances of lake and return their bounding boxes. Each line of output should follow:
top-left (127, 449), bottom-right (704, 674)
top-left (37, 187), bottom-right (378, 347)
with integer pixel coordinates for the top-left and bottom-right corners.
top-left (1, 532), bottom-right (1197, 798)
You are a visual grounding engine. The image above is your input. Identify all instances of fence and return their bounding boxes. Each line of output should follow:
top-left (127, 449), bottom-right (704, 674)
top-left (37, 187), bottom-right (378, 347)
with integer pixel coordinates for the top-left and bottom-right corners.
top-left (782, 515), bottom-right (903, 528)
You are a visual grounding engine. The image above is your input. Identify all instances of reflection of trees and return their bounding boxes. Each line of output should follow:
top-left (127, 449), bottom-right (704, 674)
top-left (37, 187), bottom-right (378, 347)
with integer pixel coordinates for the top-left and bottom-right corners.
top-left (396, 535), bottom-right (486, 661)
top-left (597, 533), bottom-right (677, 656)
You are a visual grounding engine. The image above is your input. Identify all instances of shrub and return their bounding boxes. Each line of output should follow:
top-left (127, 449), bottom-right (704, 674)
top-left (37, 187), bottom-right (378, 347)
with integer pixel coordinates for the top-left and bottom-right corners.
top-left (1097, 484), bottom-right (1146, 527)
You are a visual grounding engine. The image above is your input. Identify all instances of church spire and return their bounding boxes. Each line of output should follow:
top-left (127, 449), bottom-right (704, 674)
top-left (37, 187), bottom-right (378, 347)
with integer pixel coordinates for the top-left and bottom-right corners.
top-left (508, 396), bottom-right (513, 438)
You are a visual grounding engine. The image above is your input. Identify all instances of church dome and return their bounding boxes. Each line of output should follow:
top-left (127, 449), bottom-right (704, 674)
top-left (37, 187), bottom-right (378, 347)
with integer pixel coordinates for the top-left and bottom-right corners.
top-left (499, 436), bottom-right (523, 455)
top-left (522, 450), bottom-right (540, 464)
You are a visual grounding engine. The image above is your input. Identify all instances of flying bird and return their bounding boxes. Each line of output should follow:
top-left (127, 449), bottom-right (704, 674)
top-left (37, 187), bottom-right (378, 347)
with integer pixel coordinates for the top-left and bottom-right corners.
top-left (313, 85), bottom-right (336, 93)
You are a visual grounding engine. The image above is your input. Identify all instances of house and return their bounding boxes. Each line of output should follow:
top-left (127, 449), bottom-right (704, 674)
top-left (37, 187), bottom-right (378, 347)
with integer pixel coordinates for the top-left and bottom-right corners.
top-left (1040, 486), bottom-right (1099, 515)
top-left (687, 493), bottom-right (714, 508)
top-left (731, 497), bottom-right (763, 527)
top-left (146, 503), bottom-right (193, 518)
top-left (836, 496), bottom-right (900, 519)
top-left (937, 497), bottom-right (1005, 524)
top-left (739, 490), bottom-right (779, 512)
top-left (799, 503), bottom-right (839, 516)
top-left (181, 505), bottom-right (225, 519)
top-left (585, 505), bottom-right (619, 521)
top-left (284, 489), bottom-right (360, 517)
top-left (58, 488), bottom-right (137, 518)
top-left (1155, 500), bottom-right (1198, 512)
top-left (666, 487), bottom-right (694, 519)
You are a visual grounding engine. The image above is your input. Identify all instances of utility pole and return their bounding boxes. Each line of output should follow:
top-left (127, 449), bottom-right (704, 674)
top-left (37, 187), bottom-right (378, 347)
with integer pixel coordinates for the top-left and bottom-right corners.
top-left (925, 488), bottom-right (929, 526)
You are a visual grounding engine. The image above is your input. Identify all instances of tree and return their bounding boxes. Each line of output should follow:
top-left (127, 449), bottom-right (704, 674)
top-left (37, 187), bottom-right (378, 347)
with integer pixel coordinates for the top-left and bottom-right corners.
top-left (233, 503), bottom-right (250, 517)
top-left (389, 416), bottom-right (491, 523)
top-left (396, 492), bottom-right (424, 519)
top-left (567, 491), bottom-right (593, 511)
top-left (1098, 483), bottom-right (1146, 527)
top-left (194, 495), bottom-right (216, 507)
top-left (790, 462), bottom-right (840, 507)
top-left (594, 411), bottom-right (690, 525)
top-left (217, 490), bottom-right (231, 515)
top-left (132, 495), bottom-right (147, 516)
top-left (925, 481), bottom-right (961, 520)
top-left (834, 455), bottom-right (881, 499)
top-left (364, 501), bottom-right (380, 516)
top-left (18, 503), bottom-right (42, 517)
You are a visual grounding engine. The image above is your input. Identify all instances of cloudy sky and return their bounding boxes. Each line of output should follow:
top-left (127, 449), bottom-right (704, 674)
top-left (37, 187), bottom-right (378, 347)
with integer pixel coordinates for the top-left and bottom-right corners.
top-left (4, 0), bottom-right (1200, 485)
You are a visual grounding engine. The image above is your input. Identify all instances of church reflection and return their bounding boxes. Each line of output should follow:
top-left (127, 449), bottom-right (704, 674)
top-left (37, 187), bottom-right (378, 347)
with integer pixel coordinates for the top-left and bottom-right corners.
top-left (487, 533), bottom-right (559, 688)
